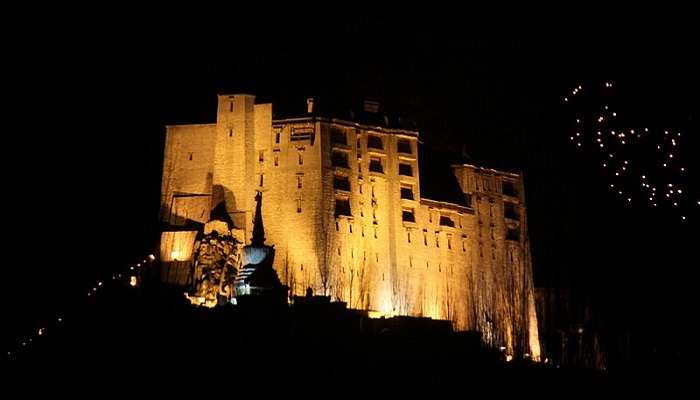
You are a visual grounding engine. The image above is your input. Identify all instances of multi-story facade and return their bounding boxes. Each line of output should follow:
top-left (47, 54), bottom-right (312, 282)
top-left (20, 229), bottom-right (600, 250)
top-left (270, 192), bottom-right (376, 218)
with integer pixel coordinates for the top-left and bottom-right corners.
top-left (159, 94), bottom-right (540, 358)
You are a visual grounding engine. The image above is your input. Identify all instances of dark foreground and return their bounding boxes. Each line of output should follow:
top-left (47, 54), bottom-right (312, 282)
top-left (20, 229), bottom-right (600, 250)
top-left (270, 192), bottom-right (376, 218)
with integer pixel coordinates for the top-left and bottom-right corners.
top-left (3, 283), bottom-right (697, 397)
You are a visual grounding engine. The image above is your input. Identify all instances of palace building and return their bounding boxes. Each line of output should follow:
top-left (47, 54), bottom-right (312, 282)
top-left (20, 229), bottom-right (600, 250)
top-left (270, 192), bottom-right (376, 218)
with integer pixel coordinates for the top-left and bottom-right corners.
top-left (159, 94), bottom-right (540, 359)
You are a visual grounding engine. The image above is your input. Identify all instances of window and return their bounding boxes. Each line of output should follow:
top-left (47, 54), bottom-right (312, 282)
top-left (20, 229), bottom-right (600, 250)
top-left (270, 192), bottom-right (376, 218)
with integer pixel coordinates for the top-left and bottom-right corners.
top-left (259, 174), bottom-right (264, 187)
top-left (504, 202), bottom-right (519, 220)
top-left (229, 128), bottom-right (233, 137)
top-left (402, 209), bottom-right (416, 223)
top-left (188, 152), bottom-right (193, 161)
top-left (397, 139), bottom-right (412, 154)
top-left (369, 157), bottom-right (383, 173)
top-left (298, 152), bottom-right (304, 165)
top-left (333, 175), bottom-right (351, 191)
top-left (349, 224), bottom-right (353, 234)
top-left (357, 138), bottom-right (361, 149)
top-left (291, 127), bottom-right (314, 141)
top-left (297, 198), bottom-right (302, 213)
top-left (439, 215), bottom-right (454, 227)
top-left (368, 135), bottom-right (383, 150)
top-left (331, 129), bottom-right (347, 145)
top-left (230, 102), bottom-right (234, 112)
top-left (464, 193), bottom-right (473, 207)
top-left (398, 163), bottom-right (413, 176)
top-left (297, 175), bottom-right (303, 189)
top-left (332, 151), bottom-right (349, 168)
top-left (374, 227), bottom-right (378, 239)
top-left (407, 230), bottom-right (411, 243)
top-left (435, 232), bottom-right (440, 248)
top-left (335, 198), bottom-right (352, 217)
top-left (274, 154), bottom-right (279, 166)
top-left (423, 230), bottom-right (428, 246)
top-left (400, 185), bottom-right (414, 200)
top-left (447, 234), bottom-right (452, 250)
top-left (506, 228), bottom-right (520, 241)
top-left (274, 127), bottom-right (281, 144)
top-left (259, 150), bottom-right (264, 163)
top-left (502, 181), bottom-right (517, 197)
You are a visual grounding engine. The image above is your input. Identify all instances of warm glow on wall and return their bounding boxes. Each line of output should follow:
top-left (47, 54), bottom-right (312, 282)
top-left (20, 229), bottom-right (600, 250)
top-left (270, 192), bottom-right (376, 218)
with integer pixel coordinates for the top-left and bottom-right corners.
top-left (160, 231), bottom-right (197, 262)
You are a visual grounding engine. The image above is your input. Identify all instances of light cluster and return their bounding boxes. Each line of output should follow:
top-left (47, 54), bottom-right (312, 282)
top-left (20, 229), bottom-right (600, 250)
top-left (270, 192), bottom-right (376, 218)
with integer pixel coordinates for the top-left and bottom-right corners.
top-left (564, 81), bottom-right (696, 221)
top-left (4, 254), bottom-right (156, 362)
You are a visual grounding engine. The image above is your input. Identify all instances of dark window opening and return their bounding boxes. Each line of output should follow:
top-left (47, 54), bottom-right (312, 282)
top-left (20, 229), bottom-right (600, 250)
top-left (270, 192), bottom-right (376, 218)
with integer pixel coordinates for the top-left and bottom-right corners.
top-left (398, 163), bottom-right (413, 176)
top-left (506, 228), bottom-right (520, 241)
top-left (259, 151), bottom-right (264, 162)
top-left (502, 181), bottom-right (517, 197)
top-left (332, 151), bottom-right (349, 168)
top-left (291, 128), bottom-right (314, 141)
top-left (274, 155), bottom-right (279, 166)
top-left (259, 174), bottom-right (264, 187)
top-left (369, 157), bottom-right (383, 173)
top-left (331, 129), bottom-right (347, 145)
top-left (400, 186), bottom-right (414, 200)
top-left (367, 135), bottom-right (383, 150)
top-left (440, 215), bottom-right (455, 227)
top-left (188, 153), bottom-right (193, 161)
top-left (298, 152), bottom-right (304, 165)
top-left (229, 128), bottom-right (233, 137)
top-left (402, 209), bottom-right (416, 222)
top-left (335, 198), bottom-right (352, 217)
top-left (297, 175), bottom-right (303, 189)
top-left (230, 102), bottom-right (233, 112)
top-left (464, 193), bottom-right (473, 207)
top-left (333, 175), bottom-right (351, 191)
top-left (397, 139), bottom-right (412, 154)
top-left (504, 202), bottom-right (519, 220)
top-left (274, 130), bottom-right (280, 144)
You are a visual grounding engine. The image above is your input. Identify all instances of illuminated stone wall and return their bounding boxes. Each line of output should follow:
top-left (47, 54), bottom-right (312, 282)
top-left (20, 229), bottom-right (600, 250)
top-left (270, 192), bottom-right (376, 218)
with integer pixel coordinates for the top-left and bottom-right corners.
top-left (159, 94), bottom-right (540, 359)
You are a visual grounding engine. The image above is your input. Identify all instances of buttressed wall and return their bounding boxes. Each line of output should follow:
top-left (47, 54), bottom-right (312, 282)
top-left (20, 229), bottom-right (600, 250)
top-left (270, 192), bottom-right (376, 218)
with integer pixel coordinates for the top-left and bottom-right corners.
top-left (160, 94), bottom-right (540, 359)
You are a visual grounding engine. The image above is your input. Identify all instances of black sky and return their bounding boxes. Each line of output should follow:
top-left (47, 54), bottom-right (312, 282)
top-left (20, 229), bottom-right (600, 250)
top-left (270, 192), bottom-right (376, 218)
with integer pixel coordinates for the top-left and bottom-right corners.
top-left (2, 5), bottom-right (699, 350)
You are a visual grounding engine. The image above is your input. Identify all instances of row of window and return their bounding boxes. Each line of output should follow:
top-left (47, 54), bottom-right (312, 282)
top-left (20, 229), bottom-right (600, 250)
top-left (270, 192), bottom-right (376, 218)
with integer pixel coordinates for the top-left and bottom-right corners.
top-left (331, 129), bottom-right (413, 155)
top-left (332, 150), bottom-right (414, 177)
top-left (334, 217), bottom-right (380, 239)
top-left (473, 174), bottom-right (519, 198)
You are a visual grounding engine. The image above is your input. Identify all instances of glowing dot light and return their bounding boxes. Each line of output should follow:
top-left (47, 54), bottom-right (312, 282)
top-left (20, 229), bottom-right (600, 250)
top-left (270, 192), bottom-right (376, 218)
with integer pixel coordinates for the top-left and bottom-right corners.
top-left (565, 80), bottom-right (692, 220)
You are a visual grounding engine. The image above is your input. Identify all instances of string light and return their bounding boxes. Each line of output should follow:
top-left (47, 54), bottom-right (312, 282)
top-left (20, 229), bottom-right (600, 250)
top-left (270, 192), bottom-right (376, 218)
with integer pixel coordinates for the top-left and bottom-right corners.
top-left (5, 253), bottom-right (157, 362)
top-left (564, 81), bottom-right (694, 220)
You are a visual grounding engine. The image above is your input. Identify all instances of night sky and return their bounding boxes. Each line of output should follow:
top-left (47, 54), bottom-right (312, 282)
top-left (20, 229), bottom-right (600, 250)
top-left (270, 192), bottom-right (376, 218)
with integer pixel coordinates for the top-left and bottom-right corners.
top-left (3, 5), bottom-right (699, 355)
